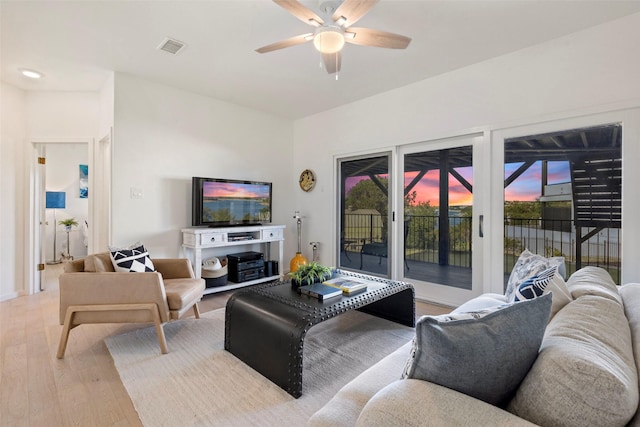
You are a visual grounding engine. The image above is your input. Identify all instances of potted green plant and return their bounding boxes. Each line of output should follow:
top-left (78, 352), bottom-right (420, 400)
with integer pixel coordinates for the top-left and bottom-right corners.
top-left (290, 262), bottom-right (332, 288)
top-left (58, 217), bottom-right (79, 231)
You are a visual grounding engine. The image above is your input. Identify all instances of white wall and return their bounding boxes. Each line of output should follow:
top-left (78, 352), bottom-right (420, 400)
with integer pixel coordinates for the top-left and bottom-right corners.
top-left (112, 73), bottom-right (296, 259)
top-left (98, 73), bottom-right (114, 141)
top-left (44, 144), bottom-right (89, 261)
top-left (292, 13), bottom-right (640, 285)
top-left (26, 91), bottom-right (99, 139)
top-left (0, 82), bottom-right (27, 300)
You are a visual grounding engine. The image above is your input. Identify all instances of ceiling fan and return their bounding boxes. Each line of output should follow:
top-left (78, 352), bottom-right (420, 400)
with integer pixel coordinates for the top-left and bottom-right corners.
top-left (256, 0), bottom-right (411, 74)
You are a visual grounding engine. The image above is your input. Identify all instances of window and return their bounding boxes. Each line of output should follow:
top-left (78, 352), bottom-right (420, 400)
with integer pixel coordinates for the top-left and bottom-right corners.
top-left (504, 124), bottom-right (622, 285)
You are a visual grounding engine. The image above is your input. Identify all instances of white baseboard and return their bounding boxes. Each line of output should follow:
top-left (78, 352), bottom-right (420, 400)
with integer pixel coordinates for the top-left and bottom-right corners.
top-left (0, 290), bottom-right (22, 302)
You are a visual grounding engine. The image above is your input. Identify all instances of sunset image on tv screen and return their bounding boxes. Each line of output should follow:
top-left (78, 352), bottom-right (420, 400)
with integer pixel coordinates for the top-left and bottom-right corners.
top-left (202, 181), bottom-right (270, 223)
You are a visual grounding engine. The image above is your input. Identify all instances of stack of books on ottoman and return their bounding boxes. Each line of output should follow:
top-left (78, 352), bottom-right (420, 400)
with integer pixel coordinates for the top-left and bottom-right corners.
top-left (323, 277), bottom-right (368, 295)
top-left (298, 277), bottom-right (368, 301)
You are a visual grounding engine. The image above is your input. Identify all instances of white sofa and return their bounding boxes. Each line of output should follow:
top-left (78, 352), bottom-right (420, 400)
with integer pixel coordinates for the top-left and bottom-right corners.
top-left (308, 267), bottom-right (640, 427)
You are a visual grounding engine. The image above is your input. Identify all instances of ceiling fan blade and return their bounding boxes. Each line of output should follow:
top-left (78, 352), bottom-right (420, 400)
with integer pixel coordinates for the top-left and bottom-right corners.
top-left (274, 0), bottom-right (324, 26)
top-left (333, 0), bottom-right (379, 27)
top-left (255, 33), bottom-right (313, 53)
top-left (345, 27), bottom-right (411, 49)
top-left (322, 52), bottom-right (342, 74)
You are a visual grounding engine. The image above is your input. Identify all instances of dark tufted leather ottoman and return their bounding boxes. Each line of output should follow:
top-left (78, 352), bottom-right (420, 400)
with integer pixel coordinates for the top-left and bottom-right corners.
top-left (224, 270), bottom-right (415, 398)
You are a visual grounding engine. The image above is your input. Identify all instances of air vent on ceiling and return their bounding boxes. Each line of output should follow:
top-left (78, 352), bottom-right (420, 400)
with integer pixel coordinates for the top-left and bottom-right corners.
top-left (157, 37), bottom-right (186, 55)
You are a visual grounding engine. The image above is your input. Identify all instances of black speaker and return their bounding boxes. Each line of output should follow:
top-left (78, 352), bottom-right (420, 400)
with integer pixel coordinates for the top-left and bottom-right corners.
top-left (265, 260), bottom-right (279, 277)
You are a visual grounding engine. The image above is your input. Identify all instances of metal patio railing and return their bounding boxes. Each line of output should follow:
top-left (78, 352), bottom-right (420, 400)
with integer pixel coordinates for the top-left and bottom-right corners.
top-left (343, 213), bottom-right (621, 284)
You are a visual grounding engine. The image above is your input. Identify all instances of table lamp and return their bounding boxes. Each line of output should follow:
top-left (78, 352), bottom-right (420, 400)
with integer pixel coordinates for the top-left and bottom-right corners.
top-left (46, 191), bottom-right (66, 264)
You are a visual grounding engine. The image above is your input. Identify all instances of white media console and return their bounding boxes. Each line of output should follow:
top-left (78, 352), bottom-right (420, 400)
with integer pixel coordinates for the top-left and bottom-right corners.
top-left (181, 224), bottom-right (285, 295)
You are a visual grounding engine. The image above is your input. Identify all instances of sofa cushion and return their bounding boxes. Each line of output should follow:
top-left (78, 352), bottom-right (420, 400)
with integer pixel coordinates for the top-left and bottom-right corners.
top-left (620, 283), bottom-right (640, 427)
top-left (505, 249), bottom-right (564, 301)
top-left (621, 283), bottom-right (640, 374)
top-left (308, 341), bottom-right (414, 427)
top-left (402, 294), bottom-right (551, 407)
top-left (452, 293), bottom-right (506, 314)
top-left (514, 265), bottom-right (572, 318)
top-left (566, 265), bottom-right (622, 304)
top-left (109, 243), bottom-right (155, 273)
top-left (84, 252), bottom-right (115, 272)
top-left (507, 294), bottom-right (639, 427)
top-left (355, 379), bottom-right (537, 427)
top-left (164, 278), bottom-right (204, 311)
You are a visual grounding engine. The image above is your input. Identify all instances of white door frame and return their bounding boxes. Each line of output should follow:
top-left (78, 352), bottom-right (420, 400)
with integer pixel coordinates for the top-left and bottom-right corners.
top-left (90, 131), bottom-right (113, 253)
top-left (25, 135), bottom-right (112, 295)
top-left (35, 144), bottom-right (46, 292)
top-left (336, 151), bottom-right (394, 277)
top-left (397, 132), bottom-right (486, 307)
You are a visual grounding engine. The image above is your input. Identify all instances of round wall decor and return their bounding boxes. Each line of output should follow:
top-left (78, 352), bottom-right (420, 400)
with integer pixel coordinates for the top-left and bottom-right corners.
top-left (299, 169), bottom-right (316, 192)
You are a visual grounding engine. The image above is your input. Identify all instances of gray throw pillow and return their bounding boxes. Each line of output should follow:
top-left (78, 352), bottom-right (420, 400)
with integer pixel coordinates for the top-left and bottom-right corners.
top-left (402, 294), bottom-right (551, 407)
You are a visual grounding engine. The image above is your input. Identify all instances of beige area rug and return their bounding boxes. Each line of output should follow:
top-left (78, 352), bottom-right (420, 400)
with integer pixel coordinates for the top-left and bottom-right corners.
top-left (105, 308), bottom-right (415, 427)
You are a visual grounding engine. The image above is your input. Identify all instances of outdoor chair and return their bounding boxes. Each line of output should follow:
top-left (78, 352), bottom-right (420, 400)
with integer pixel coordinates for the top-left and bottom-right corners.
top-left (359, 219), bottom-right (411, 270)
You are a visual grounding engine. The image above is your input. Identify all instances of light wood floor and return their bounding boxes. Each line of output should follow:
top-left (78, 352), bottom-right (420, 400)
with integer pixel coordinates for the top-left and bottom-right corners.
top-left (0, 264), bottom-right (451, 426)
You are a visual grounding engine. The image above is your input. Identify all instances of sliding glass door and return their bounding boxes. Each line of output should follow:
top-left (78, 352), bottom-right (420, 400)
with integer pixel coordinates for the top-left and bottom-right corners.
top-left (503, 123), bottom-right (622, 286)
top-left (335, 136), bottom-right (485, 305)
top-left (488, 110), bottom-right (639, 297)
top-left (398, 135), bottom-right (484, 306)
top-left (338, 153), bottom-right (391, 277)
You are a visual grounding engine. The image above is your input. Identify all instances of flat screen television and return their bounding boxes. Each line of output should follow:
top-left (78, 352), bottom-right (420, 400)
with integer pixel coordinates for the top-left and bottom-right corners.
top-left (192, 177), bottom-right (272, 227)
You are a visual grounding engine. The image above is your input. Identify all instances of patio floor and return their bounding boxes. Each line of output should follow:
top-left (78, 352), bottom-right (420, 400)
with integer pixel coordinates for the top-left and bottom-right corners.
top-left (339, 250), bottom-right (474, 290)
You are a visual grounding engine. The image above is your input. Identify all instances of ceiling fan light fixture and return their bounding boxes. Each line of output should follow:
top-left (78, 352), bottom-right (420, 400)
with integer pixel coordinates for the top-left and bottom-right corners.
top-left (313, 27), bottom-right (345, 54)
top-left (256, 0), bottom-right (411, 74)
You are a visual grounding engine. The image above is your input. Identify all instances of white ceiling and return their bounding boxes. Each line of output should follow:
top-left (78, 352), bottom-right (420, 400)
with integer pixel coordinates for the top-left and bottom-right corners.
top-left (3, 0), bottom-right (640, 119)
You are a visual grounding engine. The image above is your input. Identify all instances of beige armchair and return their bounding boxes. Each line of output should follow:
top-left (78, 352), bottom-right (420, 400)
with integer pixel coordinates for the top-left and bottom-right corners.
top-left (57, 252), bottom-right (205, 359)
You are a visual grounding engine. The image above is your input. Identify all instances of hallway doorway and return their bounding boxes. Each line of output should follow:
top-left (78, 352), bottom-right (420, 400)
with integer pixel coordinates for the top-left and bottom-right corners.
top-left (37, 142), bottom-right (89, 291)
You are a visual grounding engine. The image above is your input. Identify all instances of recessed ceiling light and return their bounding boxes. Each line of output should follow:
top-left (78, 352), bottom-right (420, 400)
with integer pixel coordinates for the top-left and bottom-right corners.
top-left (19, 68), bottom-right (44, 79)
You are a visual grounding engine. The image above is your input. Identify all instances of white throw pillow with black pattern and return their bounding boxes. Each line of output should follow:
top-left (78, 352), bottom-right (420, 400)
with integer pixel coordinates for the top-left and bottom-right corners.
top-left (514, 265), bottom-right (572, 318)
top-left (514, 266), bottom-right (557, 300)
top-left (109, 242), bottom-right (155, 273)
top-left (505, 249), bottom-right (565, 302)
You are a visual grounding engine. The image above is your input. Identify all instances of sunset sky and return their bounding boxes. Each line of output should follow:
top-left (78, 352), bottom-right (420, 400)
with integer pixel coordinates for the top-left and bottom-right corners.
top-left (346, 160), bottom-right (571, 206)
top-left (203, 181), bottom-right (270, 198)
top-left (504, 161), bottom-right (571, 202)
